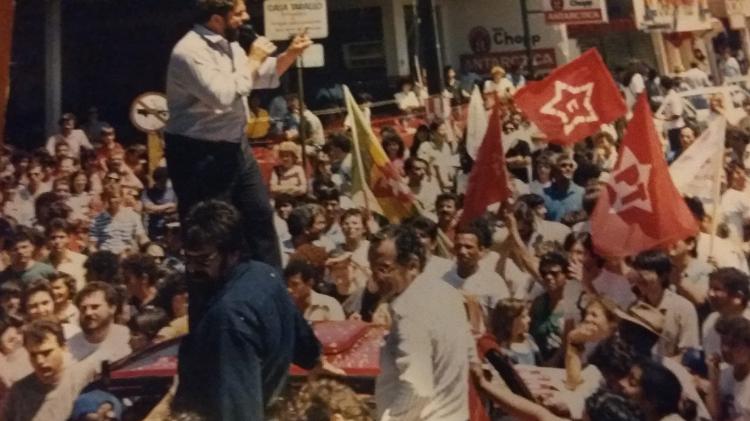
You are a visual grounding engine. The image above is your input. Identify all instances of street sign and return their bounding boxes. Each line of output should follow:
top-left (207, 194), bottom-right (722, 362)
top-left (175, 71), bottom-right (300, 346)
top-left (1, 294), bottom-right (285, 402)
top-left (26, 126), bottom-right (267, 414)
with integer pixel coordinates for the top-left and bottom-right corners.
top-left (264, 0), bottom-right (328, 41)
top-left (543, 0), bottom-right (608, 25)
top-left (130, 92), bottom-right (168, 133)
top-left (297, 44), bottom-right (324, 68)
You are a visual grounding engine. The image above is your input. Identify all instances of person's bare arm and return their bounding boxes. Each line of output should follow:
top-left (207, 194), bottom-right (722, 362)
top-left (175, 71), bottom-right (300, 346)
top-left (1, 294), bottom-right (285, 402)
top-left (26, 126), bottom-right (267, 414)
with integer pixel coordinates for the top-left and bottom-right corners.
top-left (473, 366), bottom-right (567, 421)
top-left (705, 353), bottom-right (723, 421)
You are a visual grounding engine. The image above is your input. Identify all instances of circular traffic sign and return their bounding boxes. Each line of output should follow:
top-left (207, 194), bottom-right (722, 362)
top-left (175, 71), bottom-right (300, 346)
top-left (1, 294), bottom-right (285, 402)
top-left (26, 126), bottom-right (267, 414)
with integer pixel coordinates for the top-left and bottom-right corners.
top-left (130, 92), bottom-right (169, 133)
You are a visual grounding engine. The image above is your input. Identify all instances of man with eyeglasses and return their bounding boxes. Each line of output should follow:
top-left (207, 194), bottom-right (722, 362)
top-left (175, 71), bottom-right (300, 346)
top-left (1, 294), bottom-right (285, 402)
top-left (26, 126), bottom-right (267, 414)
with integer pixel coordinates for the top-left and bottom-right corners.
top-left (529, 251), bottom-right (583, 365)
top-left (172, 200), bottom-right (330, 421)
top-left (164, 0), bottom-right (312, 268)
top-left (541, 154), bottom-right (585, 222)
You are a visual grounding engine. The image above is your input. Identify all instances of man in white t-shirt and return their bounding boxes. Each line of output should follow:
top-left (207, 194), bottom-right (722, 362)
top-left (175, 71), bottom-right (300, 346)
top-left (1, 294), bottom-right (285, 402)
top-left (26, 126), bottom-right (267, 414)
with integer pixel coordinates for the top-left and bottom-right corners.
top-left (709, 316), bottom-right (750, 420)
top-left (442, 222), bottom-right (510, 321)
top-left (703, 268), bottom-right (750, 358)
top-left (68, 282), bottom-right (131, 362)
top-left (719, 49), bottom-right (743, 82)
top-left (681, 62), bottom-right (711, 89)
top-left (659, 77), bottom-right (686, 158)
top-left (719, 161), bottom-right (750, 246)
top-left (45, 113), bottom-right (93, 159)
top-left (684, 196), bottom-right (749, 274)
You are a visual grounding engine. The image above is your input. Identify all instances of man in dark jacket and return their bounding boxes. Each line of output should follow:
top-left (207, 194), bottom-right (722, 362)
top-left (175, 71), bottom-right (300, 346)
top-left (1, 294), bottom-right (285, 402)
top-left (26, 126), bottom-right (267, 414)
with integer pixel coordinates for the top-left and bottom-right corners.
top-left (172, 200), bottom-right (322, 420)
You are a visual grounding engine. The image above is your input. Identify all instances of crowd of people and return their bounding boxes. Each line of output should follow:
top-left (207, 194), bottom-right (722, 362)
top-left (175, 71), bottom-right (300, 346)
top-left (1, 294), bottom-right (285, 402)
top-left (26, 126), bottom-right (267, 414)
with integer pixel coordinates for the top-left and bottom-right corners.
top-left (5, 2), bottom-right (750, 419)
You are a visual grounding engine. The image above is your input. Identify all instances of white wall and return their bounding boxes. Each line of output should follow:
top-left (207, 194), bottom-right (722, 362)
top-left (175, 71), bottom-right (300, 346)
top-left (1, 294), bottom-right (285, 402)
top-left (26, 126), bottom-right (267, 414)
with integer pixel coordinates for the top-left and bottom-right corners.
top-left (437, 0), bottom-right (573, 75)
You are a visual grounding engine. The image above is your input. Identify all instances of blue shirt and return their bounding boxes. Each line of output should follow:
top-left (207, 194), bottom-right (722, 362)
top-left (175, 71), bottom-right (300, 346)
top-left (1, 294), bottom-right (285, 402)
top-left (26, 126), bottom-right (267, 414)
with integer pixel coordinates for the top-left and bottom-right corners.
top-left (542, 182), bottom-right (585, 222)
top-left (174, 261), bottom-right (321, 420)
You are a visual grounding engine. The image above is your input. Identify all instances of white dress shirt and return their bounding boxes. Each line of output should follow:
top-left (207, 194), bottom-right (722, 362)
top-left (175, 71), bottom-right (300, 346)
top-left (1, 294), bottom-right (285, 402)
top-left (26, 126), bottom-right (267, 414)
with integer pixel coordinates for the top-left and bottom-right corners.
top-left (376, 273), bottom-right (475, 421)
top-left (165, 25), bottom-right (280, 143)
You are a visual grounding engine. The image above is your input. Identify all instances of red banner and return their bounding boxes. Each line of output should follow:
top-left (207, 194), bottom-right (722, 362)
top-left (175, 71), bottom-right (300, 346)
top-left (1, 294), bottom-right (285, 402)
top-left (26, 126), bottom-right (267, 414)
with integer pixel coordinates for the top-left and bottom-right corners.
top-left (0, 0), bottom-right (14, 145)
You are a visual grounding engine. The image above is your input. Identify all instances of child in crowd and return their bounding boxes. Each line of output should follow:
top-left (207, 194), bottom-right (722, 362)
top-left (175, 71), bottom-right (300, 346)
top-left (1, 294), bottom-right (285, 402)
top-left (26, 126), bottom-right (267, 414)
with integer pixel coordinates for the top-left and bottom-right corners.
top-left (490, 298), bottom-right (540, 365)
top-left (270, 141), bottom-right (307, 198)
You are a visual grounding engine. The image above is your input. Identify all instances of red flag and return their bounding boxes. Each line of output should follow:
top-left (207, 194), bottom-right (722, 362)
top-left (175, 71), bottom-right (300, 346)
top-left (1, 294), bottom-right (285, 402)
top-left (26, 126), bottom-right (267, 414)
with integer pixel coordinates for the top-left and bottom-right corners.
top-left (0, 0), bottom-right (14, 145)
top-left (514, 49), bottom-right (626, 145)
top-left (460, 106), bottom-right (511, 224)
top-left (590, 94), bottom-right (699, 257)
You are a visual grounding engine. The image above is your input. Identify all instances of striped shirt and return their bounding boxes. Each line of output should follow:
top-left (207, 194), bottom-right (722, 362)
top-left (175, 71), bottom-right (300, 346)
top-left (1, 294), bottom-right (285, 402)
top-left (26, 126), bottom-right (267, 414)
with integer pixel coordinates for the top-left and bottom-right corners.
top-left (89, 208), bottom-right (146, 254)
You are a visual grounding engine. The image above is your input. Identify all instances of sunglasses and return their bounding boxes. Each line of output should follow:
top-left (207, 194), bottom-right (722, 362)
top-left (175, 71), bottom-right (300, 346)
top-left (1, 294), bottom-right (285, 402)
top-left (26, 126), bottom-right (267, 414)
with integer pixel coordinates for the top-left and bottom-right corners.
top-left (540, 268), bottom-right (564, 277)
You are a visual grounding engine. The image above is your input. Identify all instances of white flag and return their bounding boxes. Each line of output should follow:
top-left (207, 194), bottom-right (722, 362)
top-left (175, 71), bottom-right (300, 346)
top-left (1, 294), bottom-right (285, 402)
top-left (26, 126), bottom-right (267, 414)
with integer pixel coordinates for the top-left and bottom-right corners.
top-left (669, 118), bottom-right (726, 207)
top-left (466, 86), bottom-right (488, 160)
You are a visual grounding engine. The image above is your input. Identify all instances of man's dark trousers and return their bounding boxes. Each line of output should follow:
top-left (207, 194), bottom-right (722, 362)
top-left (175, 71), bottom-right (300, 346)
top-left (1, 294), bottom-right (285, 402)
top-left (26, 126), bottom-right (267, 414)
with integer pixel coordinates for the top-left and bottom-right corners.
top-left (164, 133), bottom-right (282, 267)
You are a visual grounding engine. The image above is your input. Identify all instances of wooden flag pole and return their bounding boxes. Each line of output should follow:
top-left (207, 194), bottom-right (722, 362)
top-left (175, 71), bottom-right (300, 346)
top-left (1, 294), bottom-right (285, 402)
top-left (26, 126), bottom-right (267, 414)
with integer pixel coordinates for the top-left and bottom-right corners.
top-left (708, 138), bottom-right (726, 260)
top-left (344, 85), bottom-right (372, 216)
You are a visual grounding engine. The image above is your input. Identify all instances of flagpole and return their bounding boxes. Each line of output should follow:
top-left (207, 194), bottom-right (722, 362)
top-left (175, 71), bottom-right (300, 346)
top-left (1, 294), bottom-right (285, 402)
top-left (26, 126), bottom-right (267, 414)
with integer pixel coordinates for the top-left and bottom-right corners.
top-left (708, 131), bottom-right (725, 260)
top-left (344, 85), bottom-right (372, 215)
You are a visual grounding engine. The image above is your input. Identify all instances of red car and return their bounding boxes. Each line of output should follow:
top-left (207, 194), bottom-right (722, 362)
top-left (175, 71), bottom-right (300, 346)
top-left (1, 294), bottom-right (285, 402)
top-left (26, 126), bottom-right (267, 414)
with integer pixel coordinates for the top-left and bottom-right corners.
top-left (85, 320), bottom-right (386, 420)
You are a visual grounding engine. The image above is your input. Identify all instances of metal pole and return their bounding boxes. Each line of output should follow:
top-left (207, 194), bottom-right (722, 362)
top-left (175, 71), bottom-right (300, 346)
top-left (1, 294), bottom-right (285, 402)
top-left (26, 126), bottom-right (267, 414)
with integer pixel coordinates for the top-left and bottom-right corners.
top-left (296, 57), bottom-right (307, 175)
top-left (413, 0), bottom-right (420, 77)
top-left (520, 0), bottom-right (535, 78)
top-left (430, 0), bottom-right (445, 90)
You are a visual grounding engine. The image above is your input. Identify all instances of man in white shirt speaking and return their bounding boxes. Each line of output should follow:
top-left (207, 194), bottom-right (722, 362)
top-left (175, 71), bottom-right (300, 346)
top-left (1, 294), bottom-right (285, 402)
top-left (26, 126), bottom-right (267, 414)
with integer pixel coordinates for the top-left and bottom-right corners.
top-left (369, 225), bottom-right (475, 421)
top-left (164, 0), bottom-right (312, 267)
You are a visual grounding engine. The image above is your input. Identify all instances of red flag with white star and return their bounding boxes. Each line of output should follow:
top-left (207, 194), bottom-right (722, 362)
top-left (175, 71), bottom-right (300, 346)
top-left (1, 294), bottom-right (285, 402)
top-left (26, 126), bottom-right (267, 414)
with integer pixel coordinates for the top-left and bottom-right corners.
top-left (514, 49), bottom-right (626, 145)
top-left (590, 94), bottom-right (698, 257)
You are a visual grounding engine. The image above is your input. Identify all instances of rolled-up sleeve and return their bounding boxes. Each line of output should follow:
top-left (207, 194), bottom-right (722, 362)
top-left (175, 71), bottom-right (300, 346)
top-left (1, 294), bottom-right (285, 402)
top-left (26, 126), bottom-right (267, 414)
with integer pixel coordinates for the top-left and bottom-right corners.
top-left (254, 56), bottom-right (280, 90)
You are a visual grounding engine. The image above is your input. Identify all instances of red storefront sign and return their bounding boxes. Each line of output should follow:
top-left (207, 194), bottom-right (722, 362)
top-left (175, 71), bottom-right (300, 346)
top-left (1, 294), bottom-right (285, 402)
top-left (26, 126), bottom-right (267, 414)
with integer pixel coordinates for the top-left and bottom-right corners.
top-left (460, 49), bottom-right (557, 75)
top-left (545, 9), bottom-right (603, 23)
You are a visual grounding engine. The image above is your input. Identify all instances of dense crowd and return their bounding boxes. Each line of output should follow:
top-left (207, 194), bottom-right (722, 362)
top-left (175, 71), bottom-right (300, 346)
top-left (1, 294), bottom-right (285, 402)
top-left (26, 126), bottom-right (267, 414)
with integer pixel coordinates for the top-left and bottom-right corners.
top-left (3, 43), bottom-right (750, 421)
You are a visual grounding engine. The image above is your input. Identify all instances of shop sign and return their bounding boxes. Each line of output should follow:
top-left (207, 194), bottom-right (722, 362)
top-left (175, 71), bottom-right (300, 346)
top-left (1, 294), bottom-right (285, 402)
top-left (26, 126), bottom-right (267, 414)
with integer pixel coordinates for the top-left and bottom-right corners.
top-left (632, 0), bottom-right (712, 32)
top-left (264, 0), bottom-right (328, 41)
top-left (460, 49), bottom-right (558, 75)
top-left (468, 26), bottom-right (543, 55)
top-left (543, 0), bottom-right (609, 25)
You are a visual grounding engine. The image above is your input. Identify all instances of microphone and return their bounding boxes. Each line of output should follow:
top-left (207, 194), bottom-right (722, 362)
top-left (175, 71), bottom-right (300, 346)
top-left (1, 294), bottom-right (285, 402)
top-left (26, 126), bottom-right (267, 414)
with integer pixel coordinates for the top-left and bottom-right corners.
top-left (238, 24), bottom-right (258, 50)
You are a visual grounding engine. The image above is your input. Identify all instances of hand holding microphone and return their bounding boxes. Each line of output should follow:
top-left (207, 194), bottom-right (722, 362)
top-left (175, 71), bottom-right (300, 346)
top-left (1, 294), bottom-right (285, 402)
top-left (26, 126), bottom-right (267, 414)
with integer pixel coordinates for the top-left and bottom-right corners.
top-left (240, 24), bottom-right (277, 64)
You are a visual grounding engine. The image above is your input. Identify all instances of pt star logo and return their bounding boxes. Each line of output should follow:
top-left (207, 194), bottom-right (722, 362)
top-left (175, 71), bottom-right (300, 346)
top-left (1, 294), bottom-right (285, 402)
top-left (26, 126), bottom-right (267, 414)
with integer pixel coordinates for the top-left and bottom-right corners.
top-left (608, 147), bottom-right (653, 214)
top-left (540, 80), bottom-right (598, 136)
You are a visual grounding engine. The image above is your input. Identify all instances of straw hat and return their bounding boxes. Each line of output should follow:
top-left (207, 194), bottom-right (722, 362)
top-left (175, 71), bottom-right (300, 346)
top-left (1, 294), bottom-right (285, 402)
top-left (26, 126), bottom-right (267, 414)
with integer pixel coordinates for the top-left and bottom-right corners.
top-left (491, 66), bottom-right (506, 76)
top-left (615, 301), bottom-right (665, 336)
top-left (278, 141), bottom-right (301, 162)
